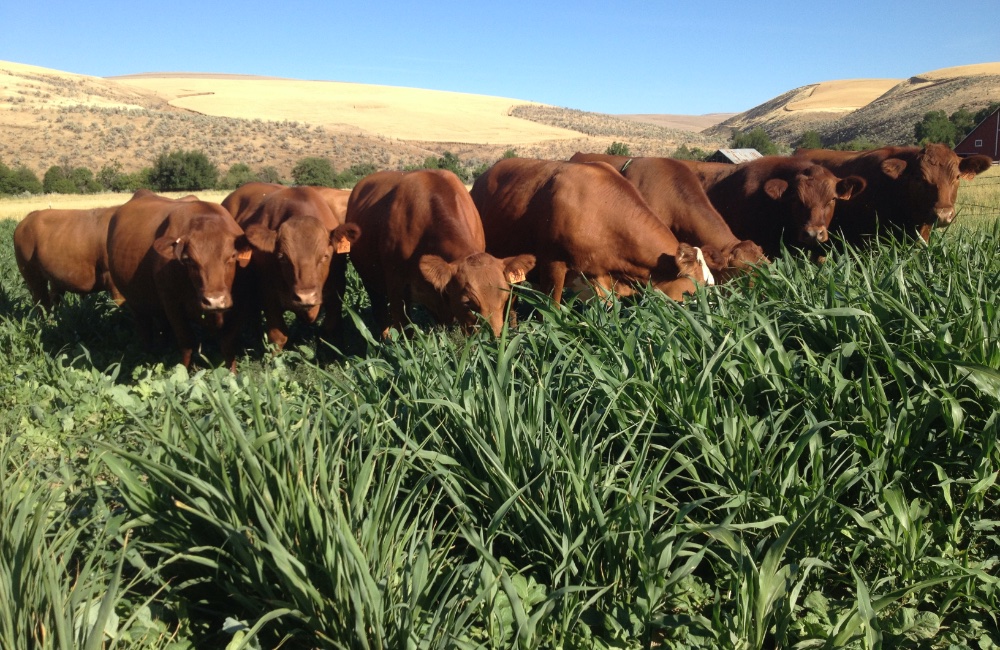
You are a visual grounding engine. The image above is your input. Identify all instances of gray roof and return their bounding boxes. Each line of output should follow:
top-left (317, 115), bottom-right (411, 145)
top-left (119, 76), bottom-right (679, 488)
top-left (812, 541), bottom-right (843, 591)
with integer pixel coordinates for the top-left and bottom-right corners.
top-left (711, 148), bottom-right (764, 164)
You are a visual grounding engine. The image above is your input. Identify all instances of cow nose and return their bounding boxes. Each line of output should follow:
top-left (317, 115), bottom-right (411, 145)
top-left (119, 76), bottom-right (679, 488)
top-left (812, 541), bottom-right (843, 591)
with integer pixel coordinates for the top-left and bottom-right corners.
top-left (807, 226), bottom-right (829, 243)
top-left (936, 207), bottom-right (955, 225)
top-left (202, 293), bottom-right (231, 311)
top-left (295, 290), bottom-right (320, 306)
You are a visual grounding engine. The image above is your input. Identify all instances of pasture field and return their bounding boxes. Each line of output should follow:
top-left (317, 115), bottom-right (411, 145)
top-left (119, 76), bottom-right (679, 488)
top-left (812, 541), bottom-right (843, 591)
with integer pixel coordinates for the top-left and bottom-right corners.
top-left (2, 194), bottom-right (1000, 647)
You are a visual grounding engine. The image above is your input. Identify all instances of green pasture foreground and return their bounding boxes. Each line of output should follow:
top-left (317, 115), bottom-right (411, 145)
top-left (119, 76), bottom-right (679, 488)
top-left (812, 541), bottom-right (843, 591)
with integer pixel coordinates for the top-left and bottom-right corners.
top-left (2, 217), bottom-right (1000, 648)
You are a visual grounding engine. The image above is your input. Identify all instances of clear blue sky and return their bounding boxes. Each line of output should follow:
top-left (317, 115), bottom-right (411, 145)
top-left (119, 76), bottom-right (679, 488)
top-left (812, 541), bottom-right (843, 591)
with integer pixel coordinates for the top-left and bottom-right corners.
top-left (3, 0), bottom-right (999, 115)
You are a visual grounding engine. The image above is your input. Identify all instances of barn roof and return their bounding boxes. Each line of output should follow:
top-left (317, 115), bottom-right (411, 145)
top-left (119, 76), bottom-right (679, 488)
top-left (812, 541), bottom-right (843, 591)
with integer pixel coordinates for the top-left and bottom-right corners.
top-left (707, 148), bottom-right (764, 164)
top-left (954, 107), bottom-right (1000, 163)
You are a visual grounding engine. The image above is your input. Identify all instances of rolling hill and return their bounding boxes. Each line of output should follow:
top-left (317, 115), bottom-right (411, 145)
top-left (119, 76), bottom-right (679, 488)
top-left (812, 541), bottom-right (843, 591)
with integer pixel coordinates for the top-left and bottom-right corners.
top-left (707, 63), bottom-right (1000, 146)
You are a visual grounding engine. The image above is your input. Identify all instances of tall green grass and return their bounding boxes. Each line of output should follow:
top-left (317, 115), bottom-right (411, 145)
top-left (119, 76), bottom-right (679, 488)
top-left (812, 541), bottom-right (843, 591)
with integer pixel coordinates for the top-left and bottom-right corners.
top-left (2, 216), bottom-right (999, 648)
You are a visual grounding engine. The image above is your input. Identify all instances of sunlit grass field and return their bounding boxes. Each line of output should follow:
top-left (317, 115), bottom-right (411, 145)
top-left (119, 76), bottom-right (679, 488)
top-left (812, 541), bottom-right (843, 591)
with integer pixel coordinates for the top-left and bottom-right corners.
top-left (1, 173), bottom-right (999, 648)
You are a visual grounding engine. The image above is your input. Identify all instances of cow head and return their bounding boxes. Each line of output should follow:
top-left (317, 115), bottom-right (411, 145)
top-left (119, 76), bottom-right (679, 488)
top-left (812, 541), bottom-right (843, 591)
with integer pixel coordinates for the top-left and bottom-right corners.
top-left (879, 144), bottom-right (992, 236)
top-left (419, 252), bottom-right (536, 336)
top-left (244, 218), bottom-right (361, 322)
top-left (718, 240), bottom-right (769, 282)
top-left (764, 165), bottom-right (866, 247)
top-left (651, 243), bottom-right (716, 301)
top-left (153, 216), bottom-right (252, 313)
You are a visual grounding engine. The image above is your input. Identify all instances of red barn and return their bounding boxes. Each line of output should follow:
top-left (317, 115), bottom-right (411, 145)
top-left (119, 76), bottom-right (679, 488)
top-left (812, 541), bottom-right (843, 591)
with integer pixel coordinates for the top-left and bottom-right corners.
top-left (955, 107), bottom-right (1000, 163)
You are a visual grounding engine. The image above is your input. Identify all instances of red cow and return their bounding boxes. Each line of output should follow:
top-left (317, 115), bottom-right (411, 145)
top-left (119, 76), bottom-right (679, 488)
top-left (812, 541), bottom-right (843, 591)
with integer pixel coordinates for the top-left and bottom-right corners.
top-left (228, 185), bottom-right (361, 349)
top-left (471, 158), bottom-right (717, 303)
top-left (678, 156), bottom-right (866, 259)
top-left (13, 205), bottom-right (122, 309)
top-left (795, 144), bottom-right (992, 243)
top-left (106, 193), bottom-right (252, 370)
top-left (347, 169), bottom-right (535, 338)
top-left (220, 182), bottom-right (284, 222)
top-left (569, 152), bottom-right (767, 280)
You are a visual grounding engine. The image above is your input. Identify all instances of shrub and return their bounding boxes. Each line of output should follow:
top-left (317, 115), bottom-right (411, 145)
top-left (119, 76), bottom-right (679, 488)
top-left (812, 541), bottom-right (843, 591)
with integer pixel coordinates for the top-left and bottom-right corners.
top-left (217, 163), bottom-right (259, 190)
top-left (730, 128), bottom-right (778, 155)
top-left (42, 165), bottom-right (101, 194)
top-left (797, 130), bottom-right (823, 149)
top-left (149, 149), bottom-right (219, 192)
top-left (0, 161), bottom-right (42, 195)
top-left (914, 110), bottom-right (958, 146)
top-left (291, 157), bottom-right (336, 186)
top-left (257, 166), bottom-right (285, 185)
top-left (671, 144), bottom-right (709, 160)
top-left (333, 163), bottom-right (378, 188)
top-left (606, 141), bottom-right (631, 156)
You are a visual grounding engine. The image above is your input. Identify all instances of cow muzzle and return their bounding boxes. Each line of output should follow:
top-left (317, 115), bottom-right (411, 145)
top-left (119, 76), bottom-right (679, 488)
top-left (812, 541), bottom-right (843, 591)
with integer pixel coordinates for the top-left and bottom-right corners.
top-left (804, 226), bottom-right (829, 244)
top-left (935, 207), bottom-right (955, 226)
top-left (201, 293), bottom-right (232, 312)
top-left (292, 289), bottom-right (321, 309)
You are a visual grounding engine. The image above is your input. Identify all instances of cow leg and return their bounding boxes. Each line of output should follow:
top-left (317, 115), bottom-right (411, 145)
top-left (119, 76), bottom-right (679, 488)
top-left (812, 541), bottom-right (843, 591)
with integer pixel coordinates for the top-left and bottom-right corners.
top-left (320, 258), bottom-right (348, 340)
top-left (261, 289), bottom-right (290, 350)
top-left (385, 280), bottom-right (408, 339)
top-left (537, 260), bottom-right (568, 305)
top-left (19, 263), bottom-right (52, 311)
top-left (163, 306), bottom-right (198, 369)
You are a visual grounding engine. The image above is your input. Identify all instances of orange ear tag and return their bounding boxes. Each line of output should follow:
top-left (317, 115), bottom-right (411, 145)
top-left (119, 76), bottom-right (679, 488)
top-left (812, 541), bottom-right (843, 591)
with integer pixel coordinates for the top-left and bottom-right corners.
top-left (336, 239), bottom-right (351, 254)
top-left (237, 250), bottom-right (252, 263)
top-left (507, 269), bottom-right (526, 284)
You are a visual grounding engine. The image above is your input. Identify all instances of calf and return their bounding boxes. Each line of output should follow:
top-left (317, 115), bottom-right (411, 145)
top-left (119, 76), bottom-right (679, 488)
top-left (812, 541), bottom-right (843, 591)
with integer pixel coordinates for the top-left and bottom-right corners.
top-left (795, 144), bottom-right (992, 243)
top-left (106, 193), bottom-right (252, 370)
top-left (347, 169), bottom-right (534, 338)
top-left (471, 158), bottom-right (716, 303)
top-left (569, 152), bottom-right (767, 280)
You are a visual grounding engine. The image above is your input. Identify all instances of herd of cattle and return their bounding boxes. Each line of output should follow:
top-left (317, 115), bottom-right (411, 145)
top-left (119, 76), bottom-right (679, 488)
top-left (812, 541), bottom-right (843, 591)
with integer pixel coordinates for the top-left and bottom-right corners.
top-left (11, 144), bottom-right (993, 371)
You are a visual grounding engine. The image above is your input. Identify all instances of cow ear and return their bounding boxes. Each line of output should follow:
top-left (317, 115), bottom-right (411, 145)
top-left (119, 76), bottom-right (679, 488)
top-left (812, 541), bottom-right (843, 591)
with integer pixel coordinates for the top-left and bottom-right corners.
top-left (419, 255), bottom-right (455, 293)
top-left (881, 158), bottom-right (907, 179)
top-left (235, 235), bottom-right (253, 268)
top-left (244, 224), bottom-right (277, 253)
top-left (836, 175), bottom-right (866, 200)
top-left (502, 254), bottom-right (536, 284)
top-left (152, 235), bottom-right (184, 261)
top-left (330, 223), bottom-right (361, 254)
top-left (764, 179), bottom-right (789, 200)
top-left (959, 155), bottom-right (992, 180)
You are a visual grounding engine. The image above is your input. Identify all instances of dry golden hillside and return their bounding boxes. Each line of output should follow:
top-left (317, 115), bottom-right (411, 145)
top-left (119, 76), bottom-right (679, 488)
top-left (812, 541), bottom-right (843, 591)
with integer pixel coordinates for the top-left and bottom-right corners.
top-left (707, 63), bottom-right (1000, 146)
top-left (0, 61), bottom-right (723, 180)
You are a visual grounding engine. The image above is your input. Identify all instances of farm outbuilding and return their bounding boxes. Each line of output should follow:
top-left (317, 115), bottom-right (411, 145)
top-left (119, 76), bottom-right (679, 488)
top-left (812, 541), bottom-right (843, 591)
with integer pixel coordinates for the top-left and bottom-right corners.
top-left (954, 107), bottom-right (1000, 163)
top-left (706, 148), bottom-right (763, 164)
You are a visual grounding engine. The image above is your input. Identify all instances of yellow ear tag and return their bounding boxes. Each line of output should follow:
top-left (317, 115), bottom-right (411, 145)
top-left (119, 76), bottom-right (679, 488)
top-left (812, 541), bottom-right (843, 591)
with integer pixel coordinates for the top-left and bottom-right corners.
top-left (336, 238), bottom-right (351, 254)
top-left (507, 269), bottom-right (526, 284)
top-left (237, 250), bottom-right (252, 262)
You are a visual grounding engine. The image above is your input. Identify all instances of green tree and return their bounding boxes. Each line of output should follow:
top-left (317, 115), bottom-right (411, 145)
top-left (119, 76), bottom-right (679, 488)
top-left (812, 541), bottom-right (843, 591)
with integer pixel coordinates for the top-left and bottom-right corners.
top-left (97, 161), bottom-right (134, 192)
top-left (43, 166), bottom-right (78, 194)
top-left (70, 167), bottom-right (101, 193)
top-left (257, 166), bottom-right (284, 185)
top-left (149, 150), bottom-right (219, 191)
top-left (914, 110), bottom-right (958, 146)
top-left (671, 144), bottom-right (708, 161)
top-left (798, 130), bottom-right (823, 149)
top-left (950, 108), bottom-right (977, 141)
top-left (1, 164), bottom-right (42, 195)
top-left (218, 163), bottom-right (259, 190)
top-left (334, 163), bottom-right (378, 188)
top-left (730, 128), bottom-right (778, 155)
top-left (291, 157), bottom-right (336, 186)
top-left (974, 102), bottom-right (1000, 124)
top-left (606, 142), bottom-right (631, 156)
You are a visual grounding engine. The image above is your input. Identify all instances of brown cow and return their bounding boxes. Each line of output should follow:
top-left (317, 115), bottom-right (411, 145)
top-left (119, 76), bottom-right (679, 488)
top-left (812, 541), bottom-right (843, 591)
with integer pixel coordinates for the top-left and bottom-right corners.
top-left (106, 193), bottom-right (252, 370)
top-left (471, 158), bottom-right (716, 303)
top-left (13, 205), bottom-right (121, 309)
top-left (568, 152), bottom-right (767, 280)
top-left (347, 169), bottom-right (535, 338)
top-left (228, 185), bottom-right (361, 349)
top-left (678, 156), bottom-right (866, 259)
top-left (220, 182), bottom-right (285, 222)
top-left (313, 186), bottom-right (352, 224)
top-left (795, 144), bottom-right (992, 243)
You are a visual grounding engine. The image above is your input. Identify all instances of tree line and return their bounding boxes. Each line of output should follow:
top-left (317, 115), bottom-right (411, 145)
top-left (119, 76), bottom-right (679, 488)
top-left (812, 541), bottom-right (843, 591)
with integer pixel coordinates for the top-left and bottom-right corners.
top-left (0, 149), bottom-right (501, 197)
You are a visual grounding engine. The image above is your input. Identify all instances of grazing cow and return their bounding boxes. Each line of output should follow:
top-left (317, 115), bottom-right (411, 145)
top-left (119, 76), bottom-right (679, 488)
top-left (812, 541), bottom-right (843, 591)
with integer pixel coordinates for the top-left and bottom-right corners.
top-left (106, 193), bottom-right (252, 370)
top-left (471, 158), bottom-right (716, 303)
top-left (568, 152), bottom-right (767, 280)
top-left (795, 144), bottom-right (993, 243)
top-left (347, 169), bottom-right (535, 338)
top-left (228, 185), bottom-right (361, 349)
top-left (13, 205), bottom-right (122, 309)
top-left (678, 156), bottom-right (867, 259)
